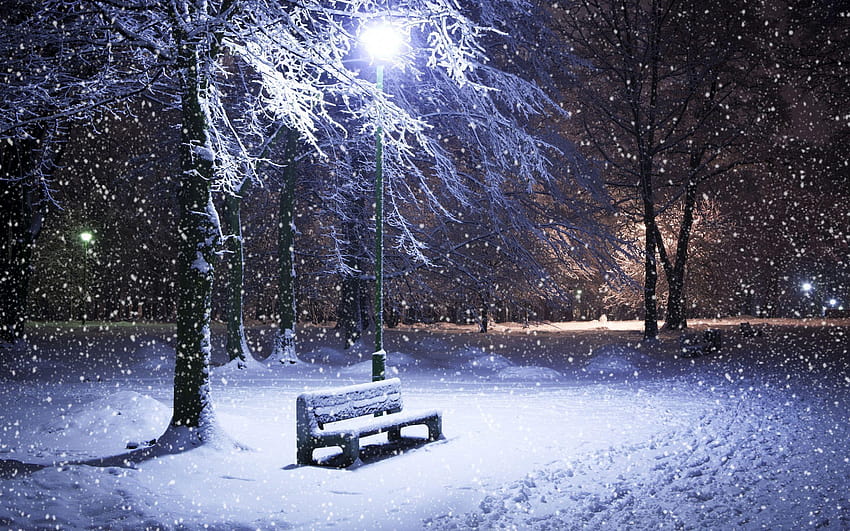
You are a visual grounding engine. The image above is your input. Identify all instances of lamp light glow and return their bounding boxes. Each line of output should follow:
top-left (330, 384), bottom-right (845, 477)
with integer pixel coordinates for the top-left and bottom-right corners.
top-left (360, 22), bottom-right (404, 62)
top-left (801, 281), bottom-right (812, 292)
top-left (80, 231), bottom-right (93, 243)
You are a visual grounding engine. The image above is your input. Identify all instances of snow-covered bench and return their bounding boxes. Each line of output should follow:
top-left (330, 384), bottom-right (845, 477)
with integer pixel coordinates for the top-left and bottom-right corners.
top-left (296, 378), bottom-right (442, 466)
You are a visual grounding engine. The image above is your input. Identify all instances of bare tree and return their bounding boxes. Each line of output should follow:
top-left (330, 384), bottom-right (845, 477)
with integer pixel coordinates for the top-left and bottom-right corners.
top-left (556, 0), bottom-right (777, 336)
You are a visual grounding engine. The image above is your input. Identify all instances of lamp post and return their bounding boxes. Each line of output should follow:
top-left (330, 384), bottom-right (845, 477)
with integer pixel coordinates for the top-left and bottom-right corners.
top-left (80, 231), bottom-right (93, 326)
top-left (361, 22), bottom-right (404, 382)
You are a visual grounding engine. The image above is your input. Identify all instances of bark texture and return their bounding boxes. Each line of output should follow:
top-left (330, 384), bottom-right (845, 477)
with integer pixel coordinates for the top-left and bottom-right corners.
top-left (170, 33), bottom-right (219, 434)
top-left (222, 189), bottom-right (252, 367)
top-left (270, 130), bottom-right (299, 363)
top-left (0, 135), bottom-right (45, 345)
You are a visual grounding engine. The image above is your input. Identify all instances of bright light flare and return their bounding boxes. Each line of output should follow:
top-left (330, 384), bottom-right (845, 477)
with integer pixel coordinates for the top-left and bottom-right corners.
top-left (801, 281), bottom-right (812, 292)
top-left (360, 22), bottom-right (405, 62)
top-left (80, 231), bottom-right (93, 243)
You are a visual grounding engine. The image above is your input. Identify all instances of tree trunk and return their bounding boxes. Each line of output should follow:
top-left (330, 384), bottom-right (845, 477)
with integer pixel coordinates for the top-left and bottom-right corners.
top-left (359, 275), bottom-right (373, 333)
top-left (385, 302), bottom-right (400, 328)
top-left (165, 36), bottom-right (221, 445)
top-left (479, 303), bottom-right (489, 333)
top-left (663, 180), bottom-right (698, 330)
top-left (641, 157), bottom-right (659, 340)
top-left (338, 270), bottom-right (364, 348)
top-left (222, 190), bottom-right (251, 367)
top-left (0, 136), bottom-right (45, 346)
top-left (641, 4), bottom-right (663, 341)
top-left (478, 292), bottom-right (490, 333)
top-left (270, 130), bottom-right (299, 364)
top-left (336, 265), bottom-right (372, 349)
top-left (336, 197), bottom-right (371, 349)
top-left (643, 219), bottom-right (659, 339)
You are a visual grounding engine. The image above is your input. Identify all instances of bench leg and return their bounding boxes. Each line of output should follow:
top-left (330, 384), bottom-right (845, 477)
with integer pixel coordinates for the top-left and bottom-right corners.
top-left (388, 427), bottom-right (402, 442)
top-left (297, 444), bottom-right (314, 466)
top-left (426, 416), bottom-right (442, 441)
top-left (340, 434), bottom-right (360, 467)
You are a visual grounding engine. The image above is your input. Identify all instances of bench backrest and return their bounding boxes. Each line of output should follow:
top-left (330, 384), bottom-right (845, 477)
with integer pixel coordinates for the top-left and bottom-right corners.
top-left (297, 378), bottom-right (403, 429)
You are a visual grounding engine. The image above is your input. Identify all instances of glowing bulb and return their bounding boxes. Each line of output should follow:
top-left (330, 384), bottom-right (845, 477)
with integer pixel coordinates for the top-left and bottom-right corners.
top-left (361, 22), bottom-right (405, 62)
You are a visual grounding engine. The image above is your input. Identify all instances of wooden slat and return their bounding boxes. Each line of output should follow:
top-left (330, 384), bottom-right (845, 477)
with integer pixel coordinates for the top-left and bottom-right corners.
top-left (301, 378), bottom-right (403, 424)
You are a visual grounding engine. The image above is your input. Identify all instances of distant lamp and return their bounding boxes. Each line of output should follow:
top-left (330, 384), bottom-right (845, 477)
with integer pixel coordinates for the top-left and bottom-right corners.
top-left (80, 231), bottom-right (93, 243)
top-left (801, 281), bottom-right (812, 293)
top-left (828, 298), bottom-right (838, 307)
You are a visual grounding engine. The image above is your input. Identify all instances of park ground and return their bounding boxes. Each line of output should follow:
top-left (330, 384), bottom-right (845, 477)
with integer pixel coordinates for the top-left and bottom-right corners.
top-left (1, 318), bottom-right (849, 529)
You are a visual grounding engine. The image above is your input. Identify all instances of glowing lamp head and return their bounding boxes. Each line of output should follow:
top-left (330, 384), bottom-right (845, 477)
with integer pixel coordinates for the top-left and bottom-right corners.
top-left (80, 231), bottom-right (93, 243)
top-left (829, 298), bottom-right (838, 307)
top-left (801, 281), bottom-right (812, 292)
top-left (361, 22), bottom-right (404, 62)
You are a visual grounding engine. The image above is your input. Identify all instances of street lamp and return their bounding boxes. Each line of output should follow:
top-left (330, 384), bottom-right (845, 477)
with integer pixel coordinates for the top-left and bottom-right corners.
top-left (825, 297), bottom-right (841, 316)
top-left (361, 21), bottom-right (404, 382)
top-left (80, 231), bottom-right (93, 326)
top-left (801, 281), bottom-right (813, 293)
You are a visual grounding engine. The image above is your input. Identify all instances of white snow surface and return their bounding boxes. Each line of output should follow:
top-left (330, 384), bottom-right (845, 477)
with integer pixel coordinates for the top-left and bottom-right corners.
top-left (1, 319), bottom-right (849, 530)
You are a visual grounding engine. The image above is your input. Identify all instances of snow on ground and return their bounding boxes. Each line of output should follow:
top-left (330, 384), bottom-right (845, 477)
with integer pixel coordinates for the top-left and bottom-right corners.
top-left (1, 318), bottom-right (849, 529)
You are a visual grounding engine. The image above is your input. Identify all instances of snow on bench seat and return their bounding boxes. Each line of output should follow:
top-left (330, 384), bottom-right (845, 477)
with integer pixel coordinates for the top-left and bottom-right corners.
top-left (296, 378), bottom-right (443, 466)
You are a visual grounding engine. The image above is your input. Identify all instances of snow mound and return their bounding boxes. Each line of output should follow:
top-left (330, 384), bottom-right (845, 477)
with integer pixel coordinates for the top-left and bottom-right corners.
top-left (413, 336), bottom-right (451, 351)
top-left (37, 391), bottom-right (169, 447)
top-left (463, 353), bottom-right (514, 372)
top-left (304, 346), bottom-right (362, 366)
top-left (336, 359), bottom-right (373, 376)
top-left (213, 355), bottom-right (269, 375)
top-left (154, 422), bottom-right (245, 453)
top-left (387, 351), bottom-right (436, 369)
top-left (132, 339), bottom-right (175, 373)
top-left (496, 365), bottom-right (562, 381)
top-left (455, 346), bottom-right (489, 359)
top-left (585, 354), bottom-right (636, 373)
top-left (584, 344), bottom-right (652, 376)
top-left (337, 351), bottom-right (433, 377)
top-left (422, 344), bottom-right (487, 368)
